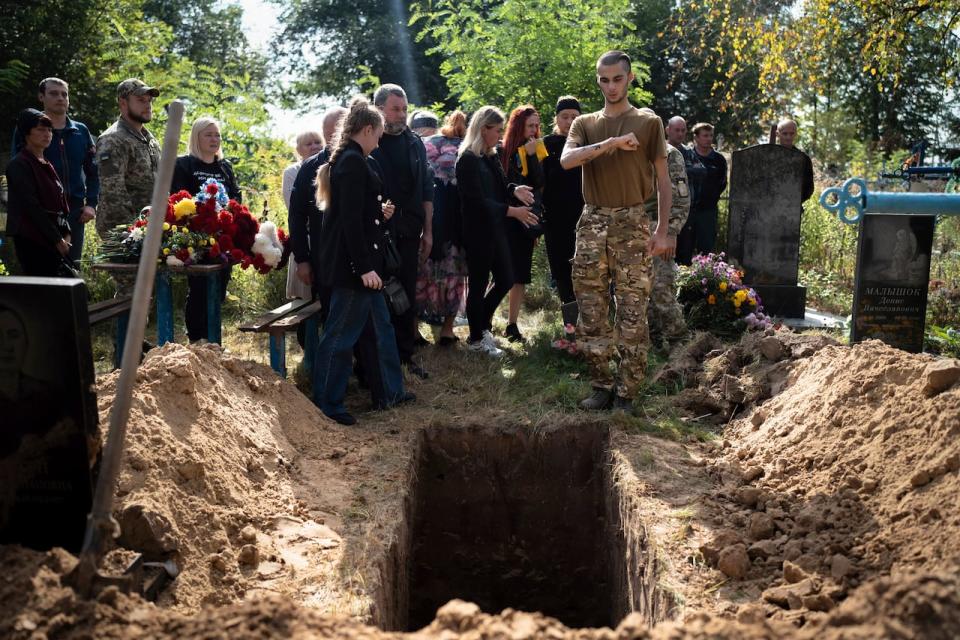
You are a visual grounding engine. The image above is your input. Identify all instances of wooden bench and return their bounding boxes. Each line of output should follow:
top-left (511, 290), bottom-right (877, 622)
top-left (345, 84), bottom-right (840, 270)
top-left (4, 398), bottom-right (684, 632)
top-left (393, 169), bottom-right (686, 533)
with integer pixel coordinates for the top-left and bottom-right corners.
top-left (239, 298), bottom-right (323, 377)
top-left (88, 296), bottom-right (133, 370)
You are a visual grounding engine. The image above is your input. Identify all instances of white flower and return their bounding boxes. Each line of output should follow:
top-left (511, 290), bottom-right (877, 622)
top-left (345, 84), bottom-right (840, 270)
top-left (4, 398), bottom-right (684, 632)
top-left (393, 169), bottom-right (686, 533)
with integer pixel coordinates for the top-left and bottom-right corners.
top-left (252, 220), bottom-right (284, 268)
top-left (166, 255), bottom-right (185, 267)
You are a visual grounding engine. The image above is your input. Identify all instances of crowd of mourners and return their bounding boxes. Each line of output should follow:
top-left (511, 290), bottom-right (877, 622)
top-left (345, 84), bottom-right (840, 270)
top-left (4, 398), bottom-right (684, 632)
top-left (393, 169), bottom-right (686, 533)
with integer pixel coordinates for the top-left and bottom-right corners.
top-left (4, 50), bottom-right (814, 425)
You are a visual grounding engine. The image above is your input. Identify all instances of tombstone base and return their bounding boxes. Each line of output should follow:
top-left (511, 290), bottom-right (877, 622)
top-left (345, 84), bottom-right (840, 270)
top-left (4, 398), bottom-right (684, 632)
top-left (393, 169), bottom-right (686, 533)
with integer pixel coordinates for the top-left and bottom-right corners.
top-left (754, 284), bottom-right (806, 319)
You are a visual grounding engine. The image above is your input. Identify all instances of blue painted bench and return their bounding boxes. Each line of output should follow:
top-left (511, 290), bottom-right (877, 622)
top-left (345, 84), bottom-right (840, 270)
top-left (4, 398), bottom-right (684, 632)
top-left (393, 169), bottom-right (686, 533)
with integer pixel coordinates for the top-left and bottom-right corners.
top-left (88, 295), bottom-right (133, 370)
top-left (239, 298), bottom-right (323, 378)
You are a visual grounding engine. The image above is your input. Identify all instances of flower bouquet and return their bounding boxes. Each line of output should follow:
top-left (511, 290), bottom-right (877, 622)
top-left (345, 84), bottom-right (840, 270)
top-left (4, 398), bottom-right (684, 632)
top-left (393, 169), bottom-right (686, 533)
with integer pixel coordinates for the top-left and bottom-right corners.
top-left (99, 179), bottom-right (288, 274)
top-left (677, 252), bottom-right (772, 337)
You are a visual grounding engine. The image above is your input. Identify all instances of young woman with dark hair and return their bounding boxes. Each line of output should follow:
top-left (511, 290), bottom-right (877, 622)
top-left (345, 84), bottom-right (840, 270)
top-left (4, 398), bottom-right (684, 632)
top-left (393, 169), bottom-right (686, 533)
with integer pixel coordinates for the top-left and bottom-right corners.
top-left (455, 106), bottom-right (537, 357)
top-left (312, 97), bottom-right (413, 425)
top-left (500, 105), bottom-right (546, 343)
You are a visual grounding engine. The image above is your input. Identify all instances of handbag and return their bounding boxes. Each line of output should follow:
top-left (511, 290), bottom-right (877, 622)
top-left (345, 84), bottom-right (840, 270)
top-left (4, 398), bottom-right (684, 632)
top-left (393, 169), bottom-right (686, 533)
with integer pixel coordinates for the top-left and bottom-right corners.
top-left (521, 195), bottom-right (545, 241)
top-left (382, 229), bottom-right (402, 273)
top-left (382, 276), bottom-right (411, 316)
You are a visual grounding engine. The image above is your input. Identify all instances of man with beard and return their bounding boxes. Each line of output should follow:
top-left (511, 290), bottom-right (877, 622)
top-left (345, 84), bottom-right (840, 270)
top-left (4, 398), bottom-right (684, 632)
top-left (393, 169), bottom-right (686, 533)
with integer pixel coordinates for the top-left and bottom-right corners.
top-left (95, 78), bottom-right (161, 237)
top-left (369, 84), bottom-right (434, 379)
top-left (560, 50), bottom-right (672, 412)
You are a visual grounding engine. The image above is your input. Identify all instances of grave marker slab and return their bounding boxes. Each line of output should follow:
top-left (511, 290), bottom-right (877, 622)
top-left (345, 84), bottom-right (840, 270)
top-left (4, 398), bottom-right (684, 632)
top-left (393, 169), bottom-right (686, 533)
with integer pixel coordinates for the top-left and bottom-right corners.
top-left (851, 215), bottom-right (935, 353)
top-left (727, 144), bottom-right (808, 317)
top-left (0, 277), bottom-right (98, 552)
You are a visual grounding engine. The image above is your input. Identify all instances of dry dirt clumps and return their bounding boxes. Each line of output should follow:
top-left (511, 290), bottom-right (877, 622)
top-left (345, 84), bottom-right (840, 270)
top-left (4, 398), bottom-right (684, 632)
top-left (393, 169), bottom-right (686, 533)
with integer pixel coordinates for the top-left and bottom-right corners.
top-left (94, 343), bottom-right (364, 613)
top-left (696, 338), bottom-right (960, 629)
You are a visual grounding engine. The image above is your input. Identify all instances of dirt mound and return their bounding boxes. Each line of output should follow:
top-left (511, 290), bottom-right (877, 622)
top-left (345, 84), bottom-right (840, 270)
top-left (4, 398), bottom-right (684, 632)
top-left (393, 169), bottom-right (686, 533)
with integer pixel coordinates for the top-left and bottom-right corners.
top-left (697, 339), bottom-right (960, 627)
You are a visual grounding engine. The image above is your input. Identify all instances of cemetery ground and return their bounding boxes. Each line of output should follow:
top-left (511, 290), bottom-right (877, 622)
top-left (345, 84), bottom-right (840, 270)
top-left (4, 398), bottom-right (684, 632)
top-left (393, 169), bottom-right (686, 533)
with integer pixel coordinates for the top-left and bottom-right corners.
top-left (2, 292), bottom-right (960, 639)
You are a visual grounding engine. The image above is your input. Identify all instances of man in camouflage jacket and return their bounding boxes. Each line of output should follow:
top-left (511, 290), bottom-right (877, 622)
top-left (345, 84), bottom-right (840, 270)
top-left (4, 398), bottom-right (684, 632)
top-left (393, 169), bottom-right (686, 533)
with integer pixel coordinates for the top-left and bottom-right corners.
top-left (95, 78), bottom-right (161, 237)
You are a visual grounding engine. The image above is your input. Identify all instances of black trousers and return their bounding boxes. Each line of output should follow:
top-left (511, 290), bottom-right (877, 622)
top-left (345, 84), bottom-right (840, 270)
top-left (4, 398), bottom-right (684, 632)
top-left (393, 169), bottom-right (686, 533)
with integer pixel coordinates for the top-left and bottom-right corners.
top-left (185, 266), bottom-right (232, 341)
top-left (391, 235), bottom-right (420, 363)
top-left (13, 235), bottom-right (61, 277)
top-left (544, 212), bottom-right (578, 304)
top-left (464, 227), bottom-right (514, 342)
top-left (676, 206), bottom-right (719, 266)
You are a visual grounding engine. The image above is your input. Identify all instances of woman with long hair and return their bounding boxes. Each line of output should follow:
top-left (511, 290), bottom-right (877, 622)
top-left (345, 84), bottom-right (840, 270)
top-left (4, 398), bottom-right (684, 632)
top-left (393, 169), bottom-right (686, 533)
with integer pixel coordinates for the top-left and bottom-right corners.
top-left (455, 106), bottom-right (537, 357)
top-left (500, 105), bottom-right (547, 344)
top-left (542, 96), bottom-right (584, 350)
top-left (417, 110), bottom-right (468, 346)
top-left (312, 97), bottom-right (413, 425)
top-left (170, 115), bottom-right (241, 343)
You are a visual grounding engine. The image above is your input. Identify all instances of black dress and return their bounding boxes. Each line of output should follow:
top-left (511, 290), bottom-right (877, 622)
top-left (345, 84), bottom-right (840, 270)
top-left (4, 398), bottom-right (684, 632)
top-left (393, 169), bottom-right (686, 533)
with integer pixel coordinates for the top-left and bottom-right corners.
top-left (503, 146), bottom-right (544, 285)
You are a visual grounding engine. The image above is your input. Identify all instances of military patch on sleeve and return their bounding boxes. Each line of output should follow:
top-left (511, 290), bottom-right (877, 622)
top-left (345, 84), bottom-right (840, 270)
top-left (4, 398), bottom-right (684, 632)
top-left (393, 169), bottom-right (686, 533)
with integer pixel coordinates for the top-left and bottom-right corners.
top-left (678, 180), bottom-right (689, 198)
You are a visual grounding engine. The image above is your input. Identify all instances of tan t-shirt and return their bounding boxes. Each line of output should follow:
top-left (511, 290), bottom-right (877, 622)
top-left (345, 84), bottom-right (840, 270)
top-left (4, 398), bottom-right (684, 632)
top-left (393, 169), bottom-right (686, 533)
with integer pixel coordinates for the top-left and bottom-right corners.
top-left (565, 106), bottom-right (667, 208)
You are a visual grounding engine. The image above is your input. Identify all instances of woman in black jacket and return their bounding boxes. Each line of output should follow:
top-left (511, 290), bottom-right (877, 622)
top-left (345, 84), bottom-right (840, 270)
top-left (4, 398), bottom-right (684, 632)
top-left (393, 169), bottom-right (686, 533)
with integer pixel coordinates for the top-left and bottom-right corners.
top-left (455, 106), bottom-right (537, 357)
top-left (5, 109), bottom-right (72, 276)
top-left (170, 116), bottom-right (241, 342)
top-left (312, 97), bottom-right (412, 425)
top-left (542, 96), bottom-right (585, 349)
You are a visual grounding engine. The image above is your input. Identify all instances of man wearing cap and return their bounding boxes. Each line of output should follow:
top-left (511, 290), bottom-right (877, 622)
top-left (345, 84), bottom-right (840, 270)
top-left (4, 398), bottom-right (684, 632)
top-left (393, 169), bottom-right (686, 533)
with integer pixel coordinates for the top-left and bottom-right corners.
top-left (10, 78), bottom-right (99, 263)
top-left (95, 78), bottom-right (161, 237)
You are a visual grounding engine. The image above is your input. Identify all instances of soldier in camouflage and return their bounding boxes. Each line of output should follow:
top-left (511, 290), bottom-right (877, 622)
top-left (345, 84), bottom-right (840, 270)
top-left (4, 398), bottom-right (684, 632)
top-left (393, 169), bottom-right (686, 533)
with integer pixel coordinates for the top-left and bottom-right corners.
top-left (95, 78), bottom-right (161, 238)
top-left (645, 144), bottom-right (690, 345)
top-left (561, 52), bottom-right (673, 413)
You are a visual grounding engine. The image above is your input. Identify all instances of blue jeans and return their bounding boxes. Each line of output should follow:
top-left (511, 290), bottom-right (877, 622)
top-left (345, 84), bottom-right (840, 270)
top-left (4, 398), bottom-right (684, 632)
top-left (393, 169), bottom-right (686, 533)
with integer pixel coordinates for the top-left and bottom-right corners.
top-left (313, 286), bottom-right (405, 416)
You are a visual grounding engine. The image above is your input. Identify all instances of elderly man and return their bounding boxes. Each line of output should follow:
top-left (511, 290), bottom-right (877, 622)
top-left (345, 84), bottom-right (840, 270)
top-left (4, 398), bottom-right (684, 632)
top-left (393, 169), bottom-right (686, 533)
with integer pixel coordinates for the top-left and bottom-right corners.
top-left (95, 78), bottom-right (160, 237)
top-left (775, 118), bottom-right (814, 202)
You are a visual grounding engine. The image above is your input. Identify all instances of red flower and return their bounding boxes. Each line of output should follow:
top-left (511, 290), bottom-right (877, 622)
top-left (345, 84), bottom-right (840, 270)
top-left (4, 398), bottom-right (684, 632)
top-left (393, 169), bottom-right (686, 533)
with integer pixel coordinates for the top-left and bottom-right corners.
top-left (168, 190), bottom-right (193, 205)
top-left (219, 235), bottom-right (234, 252)
top-left (209, 244), bottom-right (221, 259)
top-left (175, 248), bottom-right (190, 261)
top-left (205, 183), bottom-right (219, 195)
top-left (277, 228), bottom-right (288, 243)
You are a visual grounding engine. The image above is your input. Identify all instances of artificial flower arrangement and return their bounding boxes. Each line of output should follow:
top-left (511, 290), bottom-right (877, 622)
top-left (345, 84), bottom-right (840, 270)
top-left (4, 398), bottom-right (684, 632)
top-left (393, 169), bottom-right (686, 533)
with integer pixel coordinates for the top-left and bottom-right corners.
top-left (99, 179), bottom-right (287, 274)
top-left (677, 252), bottom-right (772, 337)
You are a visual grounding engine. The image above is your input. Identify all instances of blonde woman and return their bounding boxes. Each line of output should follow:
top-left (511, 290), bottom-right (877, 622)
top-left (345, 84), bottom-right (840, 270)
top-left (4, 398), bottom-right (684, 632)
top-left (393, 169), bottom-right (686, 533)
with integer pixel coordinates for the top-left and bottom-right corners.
top-left (283, 130), bottom-right (323, 300)
top-left (170, 116), bottom-right (240, 342)
top-left (454, 106), bottom-right (537, 356)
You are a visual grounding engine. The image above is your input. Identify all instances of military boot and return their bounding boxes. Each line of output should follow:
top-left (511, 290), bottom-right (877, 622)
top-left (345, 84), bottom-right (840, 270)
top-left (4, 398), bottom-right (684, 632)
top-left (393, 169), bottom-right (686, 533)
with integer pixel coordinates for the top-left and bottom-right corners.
top-left (612, 395), bottom-right (635, 414)
top-left (579, 387), bottom-right (613, 410)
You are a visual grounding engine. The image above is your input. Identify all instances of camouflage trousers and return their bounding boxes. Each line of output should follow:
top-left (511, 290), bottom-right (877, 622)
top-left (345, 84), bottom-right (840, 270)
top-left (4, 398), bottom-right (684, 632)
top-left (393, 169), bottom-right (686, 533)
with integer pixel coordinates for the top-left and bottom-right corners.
top-left (647, 224), bottom-right (687, 343)
top-left (572, 204), bottom-right (653, 398)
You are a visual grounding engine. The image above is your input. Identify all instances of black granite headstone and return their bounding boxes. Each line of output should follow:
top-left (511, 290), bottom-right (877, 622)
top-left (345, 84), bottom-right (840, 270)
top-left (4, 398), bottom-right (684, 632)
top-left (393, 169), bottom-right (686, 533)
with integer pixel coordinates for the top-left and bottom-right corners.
top-left (727, 144), bottom-right (808, 317)
top-left (0, 277), bottom-right (97, 552)
top-left (851, 215), bottom-right (935, 353)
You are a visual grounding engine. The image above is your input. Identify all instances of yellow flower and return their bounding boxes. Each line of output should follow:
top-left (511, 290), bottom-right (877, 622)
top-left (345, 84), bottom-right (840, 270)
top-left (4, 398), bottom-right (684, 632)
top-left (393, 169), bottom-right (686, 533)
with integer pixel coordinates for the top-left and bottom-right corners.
top-left (719, 281), bottom-right (728, 292)
top-left (171, 225), bottom-right (178, 233)
top-left (163, 222), bottom-right (170, 231)
top-left (173, 198), bottom-right (196, 220)
top-left (734, 289), bottom-right (747, 302)
top-left (734, 299), bottom-right (742, 308)
top-left (708, 294), bottom-right (716, 305)
top-left (749, 298), bottom-right (757, 306)
top-left (163, 248), bottom-right (171, 255)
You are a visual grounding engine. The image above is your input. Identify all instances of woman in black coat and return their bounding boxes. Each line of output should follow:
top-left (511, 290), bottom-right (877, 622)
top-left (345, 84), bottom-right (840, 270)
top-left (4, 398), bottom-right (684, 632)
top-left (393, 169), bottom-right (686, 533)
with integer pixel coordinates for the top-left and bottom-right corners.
top-left (312, 98), bottom-right (412, 425)
top-left (455, 106), bottom-right (537, 357)
top-left (170, 116), bottom-right (241, 342)
top-left (5, 109), bottom-right (72, 277)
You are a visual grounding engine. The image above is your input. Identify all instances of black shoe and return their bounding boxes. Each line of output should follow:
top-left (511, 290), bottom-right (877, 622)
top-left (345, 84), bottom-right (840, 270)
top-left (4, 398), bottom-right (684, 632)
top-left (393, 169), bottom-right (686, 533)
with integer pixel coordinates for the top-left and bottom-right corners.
top-left (326, 412), bottom-right (356, 426)
top-left (579, 387), bottom-right (613, 410)
top-left (405, 362), bottom-right (429, 379)
top-left (504, 323), bottom-right (525, 343)
top-left (612, 395), bottom-right (635, 413)
top-left (438, 335), bottom-right (459, 347)
top-left (374, 391), bottom-right (417, 411)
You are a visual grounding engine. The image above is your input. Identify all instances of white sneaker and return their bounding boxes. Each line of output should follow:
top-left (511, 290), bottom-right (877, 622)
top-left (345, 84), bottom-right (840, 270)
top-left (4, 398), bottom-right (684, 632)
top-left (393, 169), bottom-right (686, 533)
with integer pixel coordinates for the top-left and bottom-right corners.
top-left (467, 331), bottom-right (503, 357)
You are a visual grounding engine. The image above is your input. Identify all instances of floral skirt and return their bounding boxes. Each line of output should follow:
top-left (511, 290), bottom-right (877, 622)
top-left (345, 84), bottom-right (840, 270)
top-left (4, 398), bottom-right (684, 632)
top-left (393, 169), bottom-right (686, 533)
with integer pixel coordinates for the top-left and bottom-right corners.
top-left (416, 243), bottom-right (467, 324)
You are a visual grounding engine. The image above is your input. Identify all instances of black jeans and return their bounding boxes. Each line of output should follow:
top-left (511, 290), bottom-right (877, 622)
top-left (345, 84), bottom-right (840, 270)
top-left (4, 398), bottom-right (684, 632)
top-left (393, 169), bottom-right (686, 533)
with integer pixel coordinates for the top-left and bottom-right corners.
top-left (185, 266), bottom-right (232, 341)
top-left (390, 234), bottom-right (420, 363)
top-left (464, 227), bottom-right (514, 342)
top-left (545, 212), bottom-right (578, 304)
top-left (13, 235), bottom-right (62, 277)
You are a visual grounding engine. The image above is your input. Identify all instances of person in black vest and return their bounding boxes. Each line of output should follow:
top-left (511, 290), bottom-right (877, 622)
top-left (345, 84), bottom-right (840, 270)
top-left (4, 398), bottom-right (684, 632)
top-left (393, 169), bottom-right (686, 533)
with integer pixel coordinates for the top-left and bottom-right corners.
top-left (369, 84), bottom-right (434, 379)
top-left (455, 106), bottom-right (538, 357)
top-left (170, 116), bottom-right (240, 343)
top-left (5, 109), bottom-right (72, 276)
top-left (313, 97), bottom-right (413, 425)
top-left (542, 96), bottom-right (585, 348)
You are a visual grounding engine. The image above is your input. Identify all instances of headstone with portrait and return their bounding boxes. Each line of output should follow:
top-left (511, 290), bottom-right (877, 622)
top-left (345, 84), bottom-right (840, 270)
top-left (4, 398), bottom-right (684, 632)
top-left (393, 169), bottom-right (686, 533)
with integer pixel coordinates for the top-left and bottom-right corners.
top-left (727, 144), bottom-right (807, 317)
top-left (0, 277), bottom-right (98, 552)
top-left (850, 215), bottom-right (935, 353)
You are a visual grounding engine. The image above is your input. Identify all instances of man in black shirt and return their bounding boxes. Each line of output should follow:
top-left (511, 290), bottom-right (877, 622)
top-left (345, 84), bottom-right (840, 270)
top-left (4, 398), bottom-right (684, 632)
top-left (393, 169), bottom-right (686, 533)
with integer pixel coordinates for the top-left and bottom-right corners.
top-left (676, 122), bottom-right (727, 265)
top-left (369, 84), bottom-right (435, 379)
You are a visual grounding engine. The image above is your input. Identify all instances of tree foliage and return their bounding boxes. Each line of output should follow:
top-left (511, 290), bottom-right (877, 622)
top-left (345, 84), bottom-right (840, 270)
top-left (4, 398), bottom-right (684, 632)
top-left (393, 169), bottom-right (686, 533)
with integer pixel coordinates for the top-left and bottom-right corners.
top-left (411, 0), bottom-right (650, 119)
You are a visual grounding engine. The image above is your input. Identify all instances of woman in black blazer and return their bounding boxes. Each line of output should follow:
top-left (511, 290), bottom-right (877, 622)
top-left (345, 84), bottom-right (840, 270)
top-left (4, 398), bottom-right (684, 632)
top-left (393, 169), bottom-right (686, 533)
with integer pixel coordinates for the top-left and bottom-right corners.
top-left (454, 106), bottom-right (537, 357)
top-left (312, 98), bottom-right (413, 425)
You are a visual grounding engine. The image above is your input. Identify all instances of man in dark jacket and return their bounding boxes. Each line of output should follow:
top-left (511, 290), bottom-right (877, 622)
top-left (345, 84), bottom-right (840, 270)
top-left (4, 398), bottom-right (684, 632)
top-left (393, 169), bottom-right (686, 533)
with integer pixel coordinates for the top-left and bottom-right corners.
top-left (10, 78), bottom-right (99, 263)
top-left (369, 84), bottom-right (434, 379)
top-left (676, 122), bottom-right (727, 265)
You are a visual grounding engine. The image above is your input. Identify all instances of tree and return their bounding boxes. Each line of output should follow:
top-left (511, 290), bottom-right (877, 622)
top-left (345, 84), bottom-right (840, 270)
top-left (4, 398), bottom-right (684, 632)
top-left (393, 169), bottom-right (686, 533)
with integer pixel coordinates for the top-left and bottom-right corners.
top-left (411, 0), bottom-right (650, 119)
top-left (271, 0), bottom-right (449, 107)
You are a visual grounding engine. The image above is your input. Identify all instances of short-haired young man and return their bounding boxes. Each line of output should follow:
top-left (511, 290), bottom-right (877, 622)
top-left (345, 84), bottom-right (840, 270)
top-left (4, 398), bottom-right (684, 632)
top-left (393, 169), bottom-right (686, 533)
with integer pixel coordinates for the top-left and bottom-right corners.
top-left (10, 78), bottom-right (99, 263)
top-left (561, 50), bottom-right (673, 412)
top-left (676, 122), bottom-right (727, 265)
